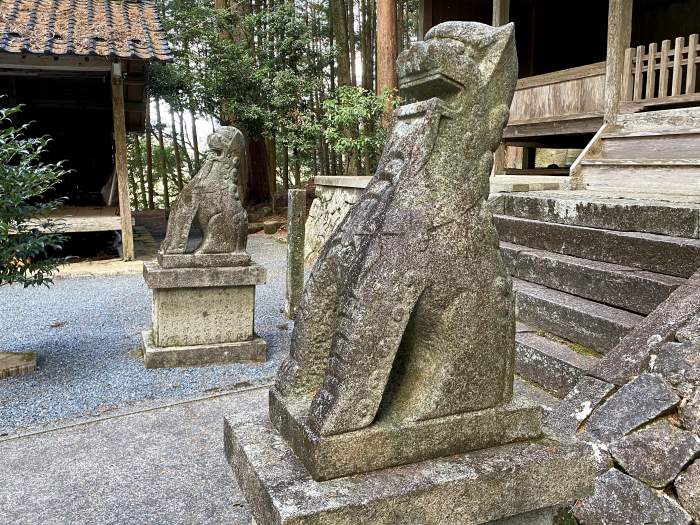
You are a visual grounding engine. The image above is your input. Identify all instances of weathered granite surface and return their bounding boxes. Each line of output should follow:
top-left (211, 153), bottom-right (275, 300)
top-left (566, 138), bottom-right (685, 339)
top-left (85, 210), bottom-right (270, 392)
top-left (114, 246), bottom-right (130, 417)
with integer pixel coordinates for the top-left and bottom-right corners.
top-left (545, 376), bottom-right (614, 438)
top-left (584, 373), bottom-right (680, 443)
top-left (274, 21), bottom-right (521, 473)
top-left (653, 340), bottom-right (700, 397)
top-left (681, 389), bottom-right (700, 433)
top-left (143, 262), bottom-right (266, 290)
top-left (285, 189), bottom-right (306, 319)
top-left (225, 410), bottom-right (598, 525)
top-left (675, 460), bottom-right (700, 522)
top-left (574, 468), bottom-right (692, 525)
top-left (608, 420), bottom-right (700, 488)
top-left (160, 127), bottom-right (248, 260)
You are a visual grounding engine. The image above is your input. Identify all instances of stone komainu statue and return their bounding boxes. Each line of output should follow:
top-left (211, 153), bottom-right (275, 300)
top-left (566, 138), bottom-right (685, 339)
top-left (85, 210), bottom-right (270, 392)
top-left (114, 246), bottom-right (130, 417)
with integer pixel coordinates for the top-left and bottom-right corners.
top-left (161, 127), bottom-right (248, 256)
top-left (274, 22), bottom-right (518, 437)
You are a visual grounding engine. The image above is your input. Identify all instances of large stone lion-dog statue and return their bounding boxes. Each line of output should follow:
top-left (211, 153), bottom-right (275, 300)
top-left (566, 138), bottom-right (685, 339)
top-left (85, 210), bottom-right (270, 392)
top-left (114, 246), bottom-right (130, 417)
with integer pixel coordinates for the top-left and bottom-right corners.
top-left (161, 127), bottom-right (248, 256)
top-left (274, 21), bottom-right (518, 437)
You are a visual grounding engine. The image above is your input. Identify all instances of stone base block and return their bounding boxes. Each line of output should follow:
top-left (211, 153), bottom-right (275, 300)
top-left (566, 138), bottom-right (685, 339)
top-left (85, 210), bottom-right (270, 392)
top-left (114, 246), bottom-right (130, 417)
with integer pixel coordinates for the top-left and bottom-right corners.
top-left (142, 330), bottom-right (267, 369)
top-left (157, 251), bottom-right (251, 269)
top-left (0, 352), bottom-right (37, 379)
top-left (269, 388), bottom-right (543, 481)
top-left (225, 409), bottom-right (597, 525)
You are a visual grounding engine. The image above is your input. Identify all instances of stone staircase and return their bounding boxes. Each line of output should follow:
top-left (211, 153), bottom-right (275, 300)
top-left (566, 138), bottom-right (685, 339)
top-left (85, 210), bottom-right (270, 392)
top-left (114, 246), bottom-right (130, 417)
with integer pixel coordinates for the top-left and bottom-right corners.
top-left (492, 192), bottom-right (700, 402)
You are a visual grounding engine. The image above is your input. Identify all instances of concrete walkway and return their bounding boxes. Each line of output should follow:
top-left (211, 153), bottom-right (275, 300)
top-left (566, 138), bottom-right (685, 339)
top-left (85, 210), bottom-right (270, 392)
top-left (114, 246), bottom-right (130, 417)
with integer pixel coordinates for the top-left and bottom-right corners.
top-left (0, 385), bottom-right (270, 524)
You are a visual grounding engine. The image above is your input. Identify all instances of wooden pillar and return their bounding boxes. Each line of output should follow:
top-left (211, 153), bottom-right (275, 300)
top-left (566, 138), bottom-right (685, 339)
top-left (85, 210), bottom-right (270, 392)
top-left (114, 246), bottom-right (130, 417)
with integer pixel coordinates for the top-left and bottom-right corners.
top-left (418, 0), bottom-right (432, 40)
top-left (492, 0), bottom-right (510, 26)
top-left (604, 0), bottom-right (633, 123)
top-left (493, 144), bottom-right (506, 175)
top-left (377, 0), bottom-right (398, 94)
top-left (111, 62), bottom-right (135, 261)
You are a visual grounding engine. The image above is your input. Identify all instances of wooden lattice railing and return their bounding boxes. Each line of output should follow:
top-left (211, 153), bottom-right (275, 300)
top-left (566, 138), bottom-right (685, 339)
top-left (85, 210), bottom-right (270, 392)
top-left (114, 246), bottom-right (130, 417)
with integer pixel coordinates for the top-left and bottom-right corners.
top-left (622, 34), bottom-right (699, 102)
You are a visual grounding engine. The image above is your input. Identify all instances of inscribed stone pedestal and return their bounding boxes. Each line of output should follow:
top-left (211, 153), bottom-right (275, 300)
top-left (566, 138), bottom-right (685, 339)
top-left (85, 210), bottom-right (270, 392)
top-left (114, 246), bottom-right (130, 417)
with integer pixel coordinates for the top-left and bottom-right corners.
top-left (227, 21), bottom-right (596, 524)
top-left (141, 127), bottom-right (267, 368)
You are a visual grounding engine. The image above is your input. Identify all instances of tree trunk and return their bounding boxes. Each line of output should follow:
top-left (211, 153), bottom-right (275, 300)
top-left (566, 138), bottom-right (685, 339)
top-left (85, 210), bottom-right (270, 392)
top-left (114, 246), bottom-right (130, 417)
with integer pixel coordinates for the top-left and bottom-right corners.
top-left (155, 99), bottom-right (169, 211)
top-left (170, 109), bottom-right (184, 190)
top-left (348, 0), bottom-right (357, 86)
top-left (266, 135), bottom-right (277, 213)
top-left (292, 147), bottom-right (301, 187)
top-left (377, 0), bottom-right (398, 95)
top-left (145, 102), bottom-right (155, 209)
top-left (190, 109), bottom-right (201, 172)
top-left (331, 0), bottom-right (351, 87)
top-left (133, 135), bottom-right (148, 210)
top-left (282, 144), bottom-right (289, 191)
top-left (178, 111), bottom-right (193, 177)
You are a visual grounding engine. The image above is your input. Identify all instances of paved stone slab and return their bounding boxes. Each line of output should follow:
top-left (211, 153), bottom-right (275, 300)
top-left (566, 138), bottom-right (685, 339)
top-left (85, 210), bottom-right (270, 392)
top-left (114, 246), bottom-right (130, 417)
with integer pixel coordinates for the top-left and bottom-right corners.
top-left (502, 243), bottom-right (683, 315)
top-left (515, 331), bottom-right (597, 397)
top-left (0, 386), bottom-right (271, 525)
top-left (653, 341), bottom-right (700, 398)
top-left (225, 407), bottom-right (598, 525)
top-left (514, 279), bottom-right (642, 352)
top-left (592, 275), bottom-right (700, 385)
top-left (142, 330), bottom-right (268, 369)
top-left (143, 262), bottom-right (267, 289)
top-left (0, 351), bottom-right (36, 379)
top-left (608, 420), bottom-right (700, 488)
top-left (269, 388), bottom-right (543, 481)
top-left (546, 376), bottom-right (615, 438)
top-left (494, 214), bottom-right (700, 278)
top-left (575, 468), bottom-right (692, 524)
top-left (584, 373), bottom-right (679, 443)
top-left (675, 460), bottom-right (700, 522)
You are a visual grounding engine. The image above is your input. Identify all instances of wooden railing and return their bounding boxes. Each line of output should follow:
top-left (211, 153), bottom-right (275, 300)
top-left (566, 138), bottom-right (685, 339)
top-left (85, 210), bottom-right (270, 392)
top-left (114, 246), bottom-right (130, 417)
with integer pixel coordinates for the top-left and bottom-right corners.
top-left (622, 34), bottom-right (699, 103)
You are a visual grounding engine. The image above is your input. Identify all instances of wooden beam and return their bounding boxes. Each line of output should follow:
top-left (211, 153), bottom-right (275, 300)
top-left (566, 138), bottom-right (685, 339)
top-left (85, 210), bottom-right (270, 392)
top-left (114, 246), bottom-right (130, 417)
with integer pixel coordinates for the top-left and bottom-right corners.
top-left (0, 53), bottom-right (112, 71)
top-left (604, 0), bottom-right (633, 123)
top-left (492, 0), bottom-right (510, 26)
top-left (111, 62), bottom-right (135, 261)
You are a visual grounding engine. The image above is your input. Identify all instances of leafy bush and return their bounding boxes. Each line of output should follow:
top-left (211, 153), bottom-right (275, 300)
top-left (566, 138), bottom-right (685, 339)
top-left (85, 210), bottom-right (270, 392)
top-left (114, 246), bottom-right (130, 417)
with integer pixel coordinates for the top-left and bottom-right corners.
top-left (0, 105), bottom-right (68, 287)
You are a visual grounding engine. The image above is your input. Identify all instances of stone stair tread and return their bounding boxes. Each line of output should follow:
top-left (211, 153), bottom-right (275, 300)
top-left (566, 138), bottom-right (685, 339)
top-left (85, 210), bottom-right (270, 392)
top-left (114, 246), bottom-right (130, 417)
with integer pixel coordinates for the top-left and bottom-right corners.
top-left (501, 241), bottom-right (686, 314)
top-left (515, 328), bottom-right (598, 398)
top-left (513, 378), bottom-right (559, 411)
top-left (513, 278), bottom-right (643, 352)
top-left (495, 214), bottom-right (700, 277)
top-left (514, 278), bottom-right (643, 327)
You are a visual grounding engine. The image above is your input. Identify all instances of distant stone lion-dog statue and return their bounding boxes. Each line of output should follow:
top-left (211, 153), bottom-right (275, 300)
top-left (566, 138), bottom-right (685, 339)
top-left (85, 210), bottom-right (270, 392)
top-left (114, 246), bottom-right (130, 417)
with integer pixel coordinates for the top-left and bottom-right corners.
top-left (273, 21), bottom-right (519, 450)
top-left (160, 127), bottom-right (248, 263)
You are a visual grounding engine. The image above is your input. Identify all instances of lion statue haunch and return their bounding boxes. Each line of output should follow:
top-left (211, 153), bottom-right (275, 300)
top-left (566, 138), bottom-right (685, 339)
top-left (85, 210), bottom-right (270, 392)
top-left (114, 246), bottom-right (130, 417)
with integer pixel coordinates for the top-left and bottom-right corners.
top-left (273, 21), bottom-right (519, 443)
top-left (160, 127), bottom-right (248, 266)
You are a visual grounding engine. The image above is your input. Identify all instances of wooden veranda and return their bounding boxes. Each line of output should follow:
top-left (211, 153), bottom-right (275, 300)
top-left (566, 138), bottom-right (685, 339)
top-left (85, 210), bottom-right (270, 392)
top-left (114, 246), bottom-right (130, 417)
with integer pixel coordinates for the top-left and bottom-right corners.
top-left (0, 0), bottom-right (172, 260)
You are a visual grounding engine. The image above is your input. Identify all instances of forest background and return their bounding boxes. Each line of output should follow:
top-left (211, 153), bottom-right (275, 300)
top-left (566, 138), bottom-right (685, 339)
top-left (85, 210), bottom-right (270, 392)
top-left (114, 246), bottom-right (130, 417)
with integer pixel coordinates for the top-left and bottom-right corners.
top-left (129, 0), bottom-right (420, 212)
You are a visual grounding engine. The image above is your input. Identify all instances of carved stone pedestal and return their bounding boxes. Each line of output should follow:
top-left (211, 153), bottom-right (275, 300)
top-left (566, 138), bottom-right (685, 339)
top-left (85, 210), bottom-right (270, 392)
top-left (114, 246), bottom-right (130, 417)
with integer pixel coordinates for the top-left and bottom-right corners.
top-left (141, 261), bottom-right (267, 368)
top-left (225, 408), bottom-right (598, 525)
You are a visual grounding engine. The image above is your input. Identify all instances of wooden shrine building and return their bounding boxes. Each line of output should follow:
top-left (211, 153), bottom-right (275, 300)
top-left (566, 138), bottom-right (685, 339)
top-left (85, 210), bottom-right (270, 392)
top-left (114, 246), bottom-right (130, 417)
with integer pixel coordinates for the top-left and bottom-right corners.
top-left (419, 0), bottom-right (700, 198)
top-left (0, 0), bottom-right (171, 259)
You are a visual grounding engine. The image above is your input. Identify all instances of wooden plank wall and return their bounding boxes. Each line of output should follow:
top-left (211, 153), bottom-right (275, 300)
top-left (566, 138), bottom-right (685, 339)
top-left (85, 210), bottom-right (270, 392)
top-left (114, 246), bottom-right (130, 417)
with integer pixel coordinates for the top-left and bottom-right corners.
top-left (508, 62), bottom-right (606, 124)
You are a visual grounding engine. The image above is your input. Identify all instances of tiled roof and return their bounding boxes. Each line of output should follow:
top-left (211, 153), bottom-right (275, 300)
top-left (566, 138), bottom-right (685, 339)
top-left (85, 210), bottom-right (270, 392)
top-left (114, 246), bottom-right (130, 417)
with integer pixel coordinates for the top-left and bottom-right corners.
top-left (0, 0), bottom-right (172, 61)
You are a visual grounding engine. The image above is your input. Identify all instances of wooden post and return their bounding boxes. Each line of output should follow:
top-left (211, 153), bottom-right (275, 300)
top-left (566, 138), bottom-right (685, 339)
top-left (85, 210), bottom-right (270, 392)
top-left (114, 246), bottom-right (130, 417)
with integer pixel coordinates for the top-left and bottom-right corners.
top-left (493, 143), bottom-right (506, 175)
top-left (492, 0), bottom-right (510, 26)
top-left (418, 0), bottom-right (432, 40)
top-left (604, 0), bottom-right (633, 123)
top-left (377, 0), bottom-right (398, 95)
top-left (111, 61), bottom-right (135, 261)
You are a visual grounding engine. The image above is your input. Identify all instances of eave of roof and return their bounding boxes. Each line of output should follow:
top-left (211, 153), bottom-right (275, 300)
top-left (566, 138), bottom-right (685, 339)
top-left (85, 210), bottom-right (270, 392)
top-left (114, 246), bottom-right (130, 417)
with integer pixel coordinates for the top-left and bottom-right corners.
top-left (0, 0), bottom-right (172, 61)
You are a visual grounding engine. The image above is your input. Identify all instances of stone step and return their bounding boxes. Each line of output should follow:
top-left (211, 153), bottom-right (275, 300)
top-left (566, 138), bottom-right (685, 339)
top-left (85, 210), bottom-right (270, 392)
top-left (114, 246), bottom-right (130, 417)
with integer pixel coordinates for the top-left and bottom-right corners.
top-left (513, 377), bottom-right (559, 412)
top-left (494, 214), bottom-right (700, 278)
top-left (513, 279), bottom-right (644, 353)
top-left (501, 242), bottom-right (685, 315)
top-left (515, 327), bottom-right (598, 398)
top-left (499, 192), bottom-right (700, 239)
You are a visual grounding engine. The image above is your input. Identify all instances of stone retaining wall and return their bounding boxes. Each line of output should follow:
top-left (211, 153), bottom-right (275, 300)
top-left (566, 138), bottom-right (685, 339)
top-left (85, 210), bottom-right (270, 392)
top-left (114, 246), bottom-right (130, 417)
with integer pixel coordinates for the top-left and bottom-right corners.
top-left (304, 176), bottom-right (372, 264)
top-left (546, 269), bottom-right (700, 524)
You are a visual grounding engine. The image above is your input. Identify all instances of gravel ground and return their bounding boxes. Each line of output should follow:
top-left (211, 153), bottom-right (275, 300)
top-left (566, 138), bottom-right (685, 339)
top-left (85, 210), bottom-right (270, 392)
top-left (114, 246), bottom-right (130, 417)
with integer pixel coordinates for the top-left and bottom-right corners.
top-left (0, 234), bottom-right (291, 435)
